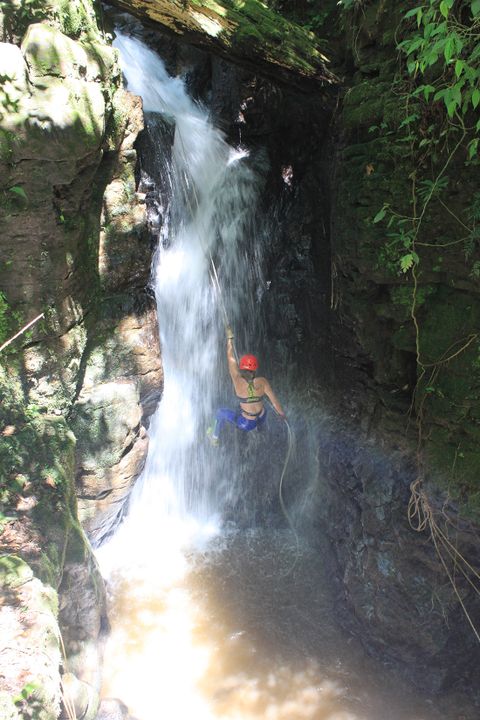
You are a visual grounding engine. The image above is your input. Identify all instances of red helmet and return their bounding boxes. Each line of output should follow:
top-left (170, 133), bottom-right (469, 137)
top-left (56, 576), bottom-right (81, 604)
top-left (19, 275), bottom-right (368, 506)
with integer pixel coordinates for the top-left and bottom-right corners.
top-left (239, 354), bottom-right (258, 371)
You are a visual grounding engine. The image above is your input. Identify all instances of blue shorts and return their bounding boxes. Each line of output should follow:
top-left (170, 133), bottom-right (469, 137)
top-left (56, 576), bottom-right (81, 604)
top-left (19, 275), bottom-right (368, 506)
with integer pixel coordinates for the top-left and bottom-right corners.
top-left (213, 407), bottom-right (266, 438)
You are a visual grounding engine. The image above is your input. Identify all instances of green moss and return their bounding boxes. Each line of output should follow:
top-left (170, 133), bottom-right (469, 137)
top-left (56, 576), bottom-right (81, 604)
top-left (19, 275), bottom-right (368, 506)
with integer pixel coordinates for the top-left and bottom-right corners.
top-left (0, 554), bottom-right (33, 588)
top-left (0, 391), bottom-right (80, 582)
top-left (426, 426), bottom-right (480, 522)
top-left (342, 81), bottom-right (394, 130)
top-left (417, 289), bottom-right (480, 366)
top-left (138, 0), bottom-right (333, 81)
top-left (58, 0), bottom-right (97, 38)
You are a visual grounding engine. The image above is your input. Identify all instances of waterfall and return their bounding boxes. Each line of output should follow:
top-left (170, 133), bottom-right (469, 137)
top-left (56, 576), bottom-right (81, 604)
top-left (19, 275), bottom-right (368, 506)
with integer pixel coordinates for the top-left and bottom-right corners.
top-left (107, 32), bottom-right (267, 541)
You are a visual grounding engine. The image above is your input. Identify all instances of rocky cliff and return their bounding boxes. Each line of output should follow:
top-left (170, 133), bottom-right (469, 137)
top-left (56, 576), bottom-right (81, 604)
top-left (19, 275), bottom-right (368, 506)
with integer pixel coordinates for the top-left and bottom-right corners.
top-left (0, 1), bottom-right (162, 717)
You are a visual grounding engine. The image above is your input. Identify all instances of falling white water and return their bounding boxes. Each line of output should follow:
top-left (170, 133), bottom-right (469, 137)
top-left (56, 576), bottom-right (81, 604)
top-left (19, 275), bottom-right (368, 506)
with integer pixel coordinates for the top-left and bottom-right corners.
top-left (103, 32), bottom-right (263, 541)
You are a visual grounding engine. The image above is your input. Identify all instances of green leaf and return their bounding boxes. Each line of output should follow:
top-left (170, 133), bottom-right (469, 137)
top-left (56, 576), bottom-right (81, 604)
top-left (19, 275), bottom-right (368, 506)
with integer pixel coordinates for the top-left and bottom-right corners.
top-left (404, 6), bottom-right (424, 20)
top-left (455, 59), bottom-right (464, 78)
top-left (453, 34), bottom-right (464, 55)
top-left (399, 113), bottom-right (419, 128)
top-left (433, 88), bottom-right (447, 102)
top-left (470, 44), bottom-right (480, 62)
top-left (431, 21), bottom-right (447, 38)
top-left (400, 254), bottom-right (414, 273)
top-left (404, 37), bottom-right (424, 56)
top-left (8, 186), bottom-right (27, 200)
top-left (472, 0), bottom-right (480, 17)
top-left (424, 22), bottom-right (436, 40)
top-left (473, 88), bottom-right (480, 109)
top-left (439, 0), bottom-right (449, 17)
top-left (444, 37), bottom-right (454, 63)
top-left (373, 207), bottom-right (387, 223)
top-left (468, 138), bottom-right (479, 159)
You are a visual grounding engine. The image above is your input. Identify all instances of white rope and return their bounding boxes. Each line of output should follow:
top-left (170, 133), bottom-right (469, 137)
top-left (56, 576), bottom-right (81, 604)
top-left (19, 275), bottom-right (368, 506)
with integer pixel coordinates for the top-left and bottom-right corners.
top-left (175, 130), bottom-right (237, 359)
top-left (0, 312), bottom-right (44, 353)
top-left (277, 417), bottom-right (300, 576)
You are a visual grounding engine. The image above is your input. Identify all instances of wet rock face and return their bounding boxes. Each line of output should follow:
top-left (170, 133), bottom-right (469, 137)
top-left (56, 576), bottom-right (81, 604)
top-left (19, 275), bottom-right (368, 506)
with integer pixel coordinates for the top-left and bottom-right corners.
top-left (0, 556), bottom-right (61, 720)
top-left (0, 413), bottom-right (108, 720)
top-left (314, 412), bottom-right (480, 699)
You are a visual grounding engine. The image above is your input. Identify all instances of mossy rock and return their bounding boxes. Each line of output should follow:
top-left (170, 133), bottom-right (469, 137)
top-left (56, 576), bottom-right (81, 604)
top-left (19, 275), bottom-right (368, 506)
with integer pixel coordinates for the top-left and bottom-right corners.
top-left (0, 24), bottom-right (121, 163)
top-left (108, 0), bottom-right (336, 89)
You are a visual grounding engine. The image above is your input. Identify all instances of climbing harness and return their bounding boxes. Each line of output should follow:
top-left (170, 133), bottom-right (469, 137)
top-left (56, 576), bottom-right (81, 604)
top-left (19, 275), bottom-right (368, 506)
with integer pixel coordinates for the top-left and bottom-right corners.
top-left (237, 380), bottom-right (262, 405)
top-left (240, 407), bottom-right (264, 418)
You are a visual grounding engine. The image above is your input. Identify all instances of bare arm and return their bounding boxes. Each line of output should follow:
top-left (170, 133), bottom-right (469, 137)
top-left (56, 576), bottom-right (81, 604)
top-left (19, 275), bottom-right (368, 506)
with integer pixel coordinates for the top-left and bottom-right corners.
top-left (263, 378), bottom-right (285, 417)
top-left (226, 329), bottom-right (240, 383)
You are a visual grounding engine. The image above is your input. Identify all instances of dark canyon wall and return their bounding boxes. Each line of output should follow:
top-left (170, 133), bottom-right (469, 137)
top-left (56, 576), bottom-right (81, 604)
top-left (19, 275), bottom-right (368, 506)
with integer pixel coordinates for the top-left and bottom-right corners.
top-left (299, 0), bottom-right (480, 702)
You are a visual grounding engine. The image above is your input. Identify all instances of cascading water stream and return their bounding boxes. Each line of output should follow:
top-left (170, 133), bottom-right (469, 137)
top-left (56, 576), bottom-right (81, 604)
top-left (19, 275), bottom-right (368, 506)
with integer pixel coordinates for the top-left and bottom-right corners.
top-left (103, 31), bottom-right (264, 535)
top-left (95, 28), bottom-right (461, 720)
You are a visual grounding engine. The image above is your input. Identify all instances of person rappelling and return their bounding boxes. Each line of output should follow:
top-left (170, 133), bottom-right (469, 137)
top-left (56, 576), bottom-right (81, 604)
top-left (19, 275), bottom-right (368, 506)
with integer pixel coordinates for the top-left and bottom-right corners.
top-left (207, 325), bottom-right (286, 445)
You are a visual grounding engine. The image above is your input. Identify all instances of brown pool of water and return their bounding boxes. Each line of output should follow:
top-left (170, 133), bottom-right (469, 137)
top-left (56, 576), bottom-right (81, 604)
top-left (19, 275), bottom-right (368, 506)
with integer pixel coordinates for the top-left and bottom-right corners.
top-left (100, 529), bottom-right (474, 720)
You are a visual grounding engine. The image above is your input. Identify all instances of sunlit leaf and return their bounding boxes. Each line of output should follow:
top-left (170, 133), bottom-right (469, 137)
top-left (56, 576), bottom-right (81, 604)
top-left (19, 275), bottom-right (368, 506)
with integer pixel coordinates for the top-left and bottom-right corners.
top-left (373, 206), bottom-right (387, 223)
top-left (400, 254), bottom-right (414, 272)
top-left (8, 186), bottom-right (27, 200)
top-left (468, 138), bottom-right (479, 159)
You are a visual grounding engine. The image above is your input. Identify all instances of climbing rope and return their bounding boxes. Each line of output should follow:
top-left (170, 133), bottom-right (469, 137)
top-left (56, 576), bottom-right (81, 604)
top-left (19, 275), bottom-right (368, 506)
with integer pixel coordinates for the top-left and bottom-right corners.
top-left (0, 312), bottom-right (44, 354)
top-left (175, 129), bottom-right (235, 354)
top-left (277, 417), bottom-right (300, 576)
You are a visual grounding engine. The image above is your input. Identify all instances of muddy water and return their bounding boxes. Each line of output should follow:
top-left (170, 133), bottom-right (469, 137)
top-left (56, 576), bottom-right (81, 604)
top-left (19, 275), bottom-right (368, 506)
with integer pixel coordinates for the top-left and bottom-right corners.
top-left (100, 528), bottom-right (460, 720)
